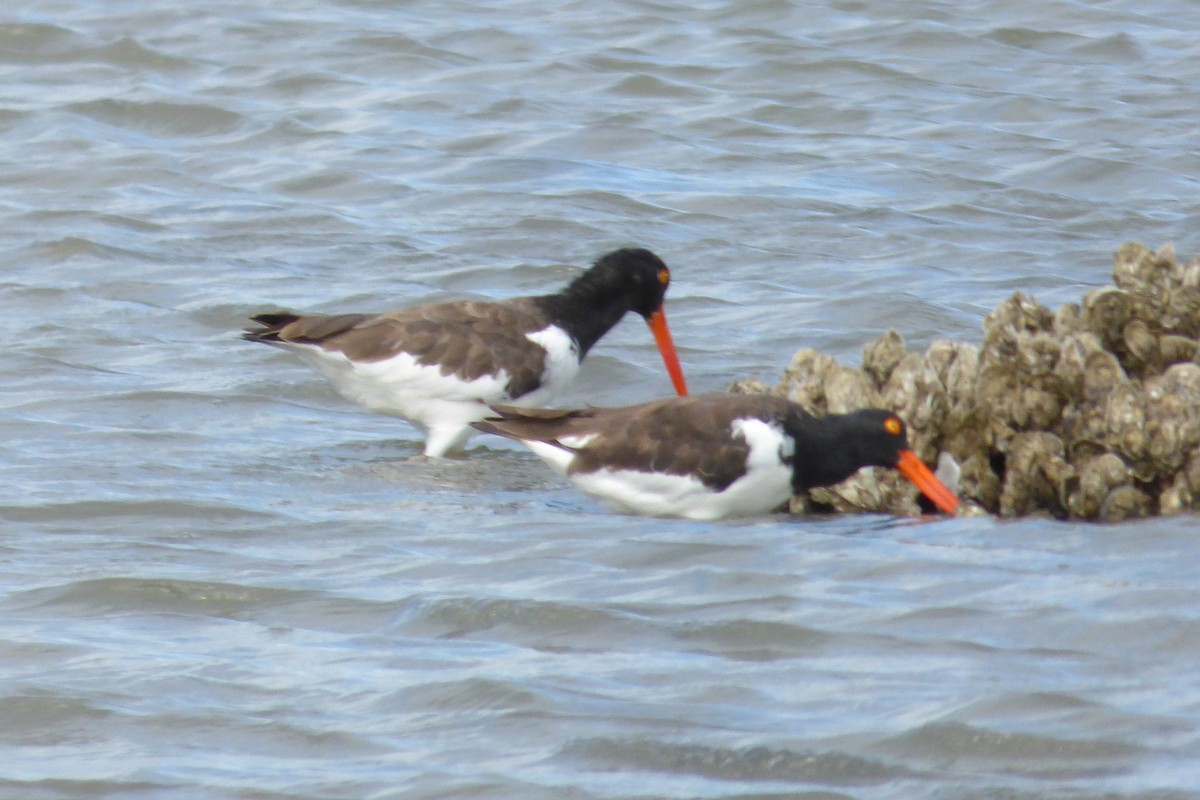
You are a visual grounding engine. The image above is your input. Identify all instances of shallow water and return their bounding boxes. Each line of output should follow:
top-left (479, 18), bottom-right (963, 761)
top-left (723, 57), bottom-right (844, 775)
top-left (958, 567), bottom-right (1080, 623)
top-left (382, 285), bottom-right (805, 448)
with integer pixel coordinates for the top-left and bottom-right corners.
top-left (2, 1), bottom-right (1200, 797)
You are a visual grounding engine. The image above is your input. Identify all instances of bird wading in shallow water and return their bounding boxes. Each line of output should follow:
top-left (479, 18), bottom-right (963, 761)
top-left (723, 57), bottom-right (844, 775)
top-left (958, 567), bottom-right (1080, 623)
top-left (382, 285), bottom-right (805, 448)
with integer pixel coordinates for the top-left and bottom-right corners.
top-left (243, 248), bottom-right (688, 457)
top-left (473, 393), bottom-right (961, 520)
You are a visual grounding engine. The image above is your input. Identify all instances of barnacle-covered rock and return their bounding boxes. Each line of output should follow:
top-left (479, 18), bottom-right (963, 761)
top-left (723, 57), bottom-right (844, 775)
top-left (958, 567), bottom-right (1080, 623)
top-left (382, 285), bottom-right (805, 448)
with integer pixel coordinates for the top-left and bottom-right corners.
top-left (925, 339), bottom-right (979, 411)
top-left (781, 348), bottom-right (836, 414)
top-left (973, 366), bottom-right (1066, 450)
top-left (999, 432), bottom-right (1074, 518)
top-left (1099, 486), bottom-right (1153, 522)
top-left (926, 340), bottom-right (983, 459)
top-left (1144, 363), bottom-right (1200, 475)
top-left (884, 359), bottom-right (946, 463)
top-left (1103, 382), bottom-right (1149, 470)
top-left (973, 363), bottom-right (1021, 450)
top-left (1121, 318), bottom-right (1159, 374)
top-left (1065, 453), bottom-right (1131, 520)
top-left (862, 329), bottom-right (908, 389)
top-left (1055, 332), bottom-right (1106, 397)
top-left (1159, 334), bottom-right (1197, 365)
top-left (1083, 286), bottom-right (1136, 359)
top-left (958, 451), bottom-right (1001, 510)
top-left (984, 291), bottom-right (1055, 340)
top-left (823, 365), bottom-right (881, 414)
top-left (1163, 287), bottom-right (1200, 338)
top-left (729, 376), bottom-right (774, 397)
top-left (805, 468), bottom-right (923, 517)
top-left (1061, 350), bottom-right (1133, 460)
top-left (1160, 450), bottom-right (1200, 515)
top-left (1112, 241), bottom-right (1175, 298)
top-left (975, 296), bottom-right (1070, 450)
top-left (1054, 302), bottom-right (1085, 336)
top-left (879, 352), bottom-right (922, 406)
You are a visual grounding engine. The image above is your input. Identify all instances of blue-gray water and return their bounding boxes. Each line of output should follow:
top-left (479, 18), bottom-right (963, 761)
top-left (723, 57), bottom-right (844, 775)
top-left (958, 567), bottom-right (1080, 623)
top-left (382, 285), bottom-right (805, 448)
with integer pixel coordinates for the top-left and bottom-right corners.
top-left (2, 1), bottom-right (1199, 798)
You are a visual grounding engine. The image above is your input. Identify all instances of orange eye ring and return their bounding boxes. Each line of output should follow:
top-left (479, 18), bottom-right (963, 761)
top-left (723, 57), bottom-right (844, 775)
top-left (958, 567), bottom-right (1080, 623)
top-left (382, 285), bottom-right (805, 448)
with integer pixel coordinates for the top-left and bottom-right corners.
top-left (884, 416), bottom-right (902, 435)
top-left (657, 267), bottom-right (670, 286)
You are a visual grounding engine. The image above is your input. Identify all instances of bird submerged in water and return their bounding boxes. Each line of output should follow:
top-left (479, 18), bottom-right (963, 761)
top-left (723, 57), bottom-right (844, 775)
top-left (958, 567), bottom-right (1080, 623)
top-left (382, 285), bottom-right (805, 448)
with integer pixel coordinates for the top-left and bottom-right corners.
top-left (473, 393), bottom-right (961, 520)
top-left (243, 248), bottom-right (689, 457)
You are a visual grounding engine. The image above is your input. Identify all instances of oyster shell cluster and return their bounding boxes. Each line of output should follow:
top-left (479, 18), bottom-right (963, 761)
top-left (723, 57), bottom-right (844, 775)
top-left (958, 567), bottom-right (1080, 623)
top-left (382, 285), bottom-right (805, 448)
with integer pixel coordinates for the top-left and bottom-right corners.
top-left (733, 243), bottom-right (1200, 521)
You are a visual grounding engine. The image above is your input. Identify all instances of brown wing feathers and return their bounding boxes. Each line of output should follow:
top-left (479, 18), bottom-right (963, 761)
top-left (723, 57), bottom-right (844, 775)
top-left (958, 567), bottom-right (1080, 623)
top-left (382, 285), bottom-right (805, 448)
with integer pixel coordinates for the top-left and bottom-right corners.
top-left (568, 398), bottom-right (755, 490)
top-left (243, 299), bottom-right (554, 395)
top-left (474, 395), bottom-right (786, 491)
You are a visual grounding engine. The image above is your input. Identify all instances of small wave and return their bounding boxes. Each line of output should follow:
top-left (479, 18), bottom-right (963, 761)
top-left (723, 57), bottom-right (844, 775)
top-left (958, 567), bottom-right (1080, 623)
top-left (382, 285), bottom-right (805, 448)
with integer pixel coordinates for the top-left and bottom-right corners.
top-left (68, 98), bottom-right (246, 138)
top-left (5, 576), bottom-right (314, 618)
top-left (562, 736), bottom-right (909, 785)
top-left (879, 720), bottom-right (1143, 778)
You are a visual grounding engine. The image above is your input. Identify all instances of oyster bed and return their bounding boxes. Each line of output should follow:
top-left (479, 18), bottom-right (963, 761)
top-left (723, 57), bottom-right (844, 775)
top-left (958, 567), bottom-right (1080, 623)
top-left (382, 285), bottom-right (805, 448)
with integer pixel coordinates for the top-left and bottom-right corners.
top-left (733, 243), bottom-right (1200, 521)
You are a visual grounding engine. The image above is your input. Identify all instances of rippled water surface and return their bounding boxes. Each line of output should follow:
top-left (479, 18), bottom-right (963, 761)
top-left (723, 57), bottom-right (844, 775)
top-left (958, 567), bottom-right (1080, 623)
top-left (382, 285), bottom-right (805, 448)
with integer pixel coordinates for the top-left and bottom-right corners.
top-left (3, 1), bottom-right (1200, 797)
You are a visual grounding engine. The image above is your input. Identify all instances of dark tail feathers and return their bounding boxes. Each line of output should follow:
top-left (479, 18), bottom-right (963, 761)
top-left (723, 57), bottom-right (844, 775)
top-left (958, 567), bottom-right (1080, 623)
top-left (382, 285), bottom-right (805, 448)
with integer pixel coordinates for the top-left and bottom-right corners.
top-left (242, 312), bottom-right (301, 343)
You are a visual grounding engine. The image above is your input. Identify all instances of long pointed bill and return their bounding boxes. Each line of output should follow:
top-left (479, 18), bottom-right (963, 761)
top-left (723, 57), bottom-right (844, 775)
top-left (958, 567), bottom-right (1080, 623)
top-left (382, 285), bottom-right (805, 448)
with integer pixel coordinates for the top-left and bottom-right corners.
top-left (645, 308), bottom-right (688, 396)
top-left (896, 450), bottom-right (960, 515)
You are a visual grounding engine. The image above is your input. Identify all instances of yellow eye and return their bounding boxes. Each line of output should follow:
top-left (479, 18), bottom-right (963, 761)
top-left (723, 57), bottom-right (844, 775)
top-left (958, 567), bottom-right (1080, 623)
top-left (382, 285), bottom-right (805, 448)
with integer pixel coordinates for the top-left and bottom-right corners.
top-left (884, 416), bottom-right (902, 435)
top-left (657, 267), bottom-right (670, 286)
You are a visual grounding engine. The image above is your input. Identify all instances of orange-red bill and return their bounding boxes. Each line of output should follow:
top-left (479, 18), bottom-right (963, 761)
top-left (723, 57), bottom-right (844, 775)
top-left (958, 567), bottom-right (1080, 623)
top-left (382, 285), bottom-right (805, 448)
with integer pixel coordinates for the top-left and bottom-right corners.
top-left (896, 450), bottom-right (960, 515)
top-left (645, 308), bottom-right (688, 396)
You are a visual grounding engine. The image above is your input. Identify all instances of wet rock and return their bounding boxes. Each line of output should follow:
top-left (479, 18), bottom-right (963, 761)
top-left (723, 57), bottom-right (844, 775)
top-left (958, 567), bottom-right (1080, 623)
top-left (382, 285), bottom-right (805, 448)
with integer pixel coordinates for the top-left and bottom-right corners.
top-left (957, 451), bottom-right (1001, 510)
top-left (1055, 332), bottom-right (1106, 397)
top-left (729, 377), bottom-right (773, 396)
top-left (1066, 453), bottom-right (1130, 520)
top-left (984, 291), bottom-right (1055, 339)
top-left (925, 340), bottom-right (979, 410)
top-left (780, 348), bottom-right (836, 414)
top-left (823, 365), bottom-right (881, 414)
top-left (1099, 486), bottom-right (1153, 523)
top-left (862, 329), bottom-right (908, 388)
top-left (1122, 318), bottom-right (1158, 374)
top-left (1159, 334), bottom-right (1197, 365)
top-left (1164, 288), bottom-right (1200, 338)
top-left (1083, 286), bottom-right (1136, 360)
top-left (927, 340), bottom-right (984, 459)
top-left (1144, 363), bottom-right (1200, 475)
top-left (884, 356), bottom-right (946, 463)
top-left (1112, 241), bottom-right (1173, 297)
top-left (1053, 302), bottom-right (1085, 336)
top-left (999, 432), bottom-right (1073, 518)
top-left (1160, 450), bottom-right (1200, 515)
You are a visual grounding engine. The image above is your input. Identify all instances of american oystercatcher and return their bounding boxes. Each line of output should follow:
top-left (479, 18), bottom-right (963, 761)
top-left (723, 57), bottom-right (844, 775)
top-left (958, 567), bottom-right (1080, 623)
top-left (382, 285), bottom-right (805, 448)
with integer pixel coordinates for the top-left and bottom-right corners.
top-left (243, 248), bottom-right (688, 457)
top-left (472, 393), bottom-right (960, 519)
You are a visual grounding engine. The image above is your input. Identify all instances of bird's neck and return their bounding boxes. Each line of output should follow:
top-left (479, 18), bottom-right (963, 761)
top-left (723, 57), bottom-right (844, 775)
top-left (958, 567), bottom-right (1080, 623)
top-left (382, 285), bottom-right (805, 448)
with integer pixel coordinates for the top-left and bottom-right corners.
top-left (532, 278), bottom-right (635, 356)
top-left (789, 416), bottom-right (871, 491)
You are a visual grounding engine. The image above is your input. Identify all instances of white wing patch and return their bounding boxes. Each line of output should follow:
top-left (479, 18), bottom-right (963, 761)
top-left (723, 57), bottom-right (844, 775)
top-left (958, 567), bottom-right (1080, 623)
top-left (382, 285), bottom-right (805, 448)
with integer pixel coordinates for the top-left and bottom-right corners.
top-left (732, 417), bottom-right (795, 466)
top-left (522, 325), bottom-right (580, 400)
